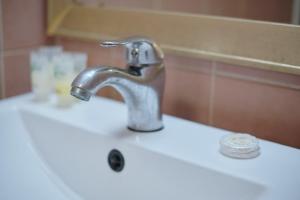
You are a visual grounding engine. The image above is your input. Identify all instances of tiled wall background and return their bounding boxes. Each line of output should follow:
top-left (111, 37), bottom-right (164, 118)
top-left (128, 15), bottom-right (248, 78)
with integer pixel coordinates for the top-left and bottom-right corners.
top-left (0, 0), bottom-right (49, 98)
top-left (1, 0), bottom-right (300, 148)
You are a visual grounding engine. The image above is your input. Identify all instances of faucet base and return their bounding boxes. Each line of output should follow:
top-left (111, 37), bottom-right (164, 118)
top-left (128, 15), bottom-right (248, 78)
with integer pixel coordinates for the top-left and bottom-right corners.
top-left (127, 126), bottom-right (164, 133)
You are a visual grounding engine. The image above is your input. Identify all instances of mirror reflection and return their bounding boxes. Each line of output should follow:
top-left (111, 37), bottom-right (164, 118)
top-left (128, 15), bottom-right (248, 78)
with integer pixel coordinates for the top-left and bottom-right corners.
top-left (79, 0), bottom-right (300, 24)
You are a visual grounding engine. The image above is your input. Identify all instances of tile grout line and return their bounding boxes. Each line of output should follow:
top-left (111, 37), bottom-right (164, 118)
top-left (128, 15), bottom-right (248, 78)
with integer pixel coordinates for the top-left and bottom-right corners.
top-left (216, 70), bottom-right (300, 91)
top-left (166, 53), bottom-right (300, 91)
top-left (170, 57), bottom-right (300, 91)
top-left (208, 61), bottom-right (216, 125)
top-left (0, 0), bottom-right (5, 98)
top-left (170, 63), bottom-right (211, 75)
top-left (3, 46), bottom-right (41, 57)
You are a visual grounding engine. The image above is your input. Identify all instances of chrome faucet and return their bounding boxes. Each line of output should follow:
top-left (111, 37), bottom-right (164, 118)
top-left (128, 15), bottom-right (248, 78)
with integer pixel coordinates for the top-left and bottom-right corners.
top-left (70, 37), bottom-right (165, 132)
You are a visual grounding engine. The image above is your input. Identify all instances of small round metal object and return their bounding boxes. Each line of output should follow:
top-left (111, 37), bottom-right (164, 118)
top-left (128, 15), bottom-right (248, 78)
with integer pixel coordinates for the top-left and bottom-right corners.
top-left (220, 133), bottom-right (260, 159)
top-left (108, 149), bottom-right (125, 172)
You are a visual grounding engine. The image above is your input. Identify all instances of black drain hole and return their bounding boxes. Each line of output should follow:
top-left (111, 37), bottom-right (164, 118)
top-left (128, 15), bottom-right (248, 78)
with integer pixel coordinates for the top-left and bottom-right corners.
top-left (108, 149), bottom-right (125, 172)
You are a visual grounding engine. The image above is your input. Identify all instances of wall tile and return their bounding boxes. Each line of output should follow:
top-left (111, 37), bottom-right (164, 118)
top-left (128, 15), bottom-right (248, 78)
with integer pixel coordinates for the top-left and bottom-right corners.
top-left (165, 53), bottom-right (212, 74)
top-left (163, 54), bottom-right (212, 124)
top-left (3, 52), bottom-right (31, 97)
top-left (161, 0), bottom-right (203, 13)
top-left (2, 0), bottom-right (47, 50)
top-left (216, 62), bottom-right (300, 88)
top-left (57, 37), bottom-right (127, 99)
top-left (57, 37), bottom-right (126, 68)
top-left (213, 76), bottom-right (300, 148)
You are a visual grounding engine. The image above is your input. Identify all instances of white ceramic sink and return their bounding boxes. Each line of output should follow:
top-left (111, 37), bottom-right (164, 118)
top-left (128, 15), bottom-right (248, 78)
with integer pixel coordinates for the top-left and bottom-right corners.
top-left (1, 93), bottom-right (300, 200)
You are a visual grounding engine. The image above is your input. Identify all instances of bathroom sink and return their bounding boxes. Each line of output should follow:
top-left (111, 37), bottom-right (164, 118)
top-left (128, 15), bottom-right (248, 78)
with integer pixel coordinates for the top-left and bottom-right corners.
top-left (1, 93), bottom-right (300, 200)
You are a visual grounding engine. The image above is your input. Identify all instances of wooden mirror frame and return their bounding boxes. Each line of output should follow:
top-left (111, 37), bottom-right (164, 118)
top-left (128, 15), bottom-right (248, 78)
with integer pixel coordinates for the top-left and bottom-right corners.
top-left (48, 0), bottom-right (300, 75)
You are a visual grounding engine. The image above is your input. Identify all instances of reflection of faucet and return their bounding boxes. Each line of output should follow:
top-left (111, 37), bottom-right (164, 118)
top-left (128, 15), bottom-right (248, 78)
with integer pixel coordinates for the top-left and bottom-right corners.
top-left (71, 37), bottom-right (165, 132)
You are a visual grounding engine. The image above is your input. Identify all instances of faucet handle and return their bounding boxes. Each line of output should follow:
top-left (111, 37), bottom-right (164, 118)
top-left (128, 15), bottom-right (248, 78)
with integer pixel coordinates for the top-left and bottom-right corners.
top-left (100, 37), bottom-right (164, 66)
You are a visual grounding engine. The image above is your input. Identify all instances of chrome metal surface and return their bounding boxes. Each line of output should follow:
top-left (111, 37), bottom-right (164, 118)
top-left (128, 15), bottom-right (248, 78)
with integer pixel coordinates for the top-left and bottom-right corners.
top-left (100, 36), bottom-right (164, 66)
top-left (71, 37), bottom-right (165, 132)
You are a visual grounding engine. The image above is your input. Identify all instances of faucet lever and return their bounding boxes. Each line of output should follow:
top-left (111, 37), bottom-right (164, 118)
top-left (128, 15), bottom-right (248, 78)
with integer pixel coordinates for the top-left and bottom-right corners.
top-left (100, 41), bottom-right (123, 47)
top-left (100, 37), bottom-right (153, 47)
top-left (100, 37), bottom-right (164, 66)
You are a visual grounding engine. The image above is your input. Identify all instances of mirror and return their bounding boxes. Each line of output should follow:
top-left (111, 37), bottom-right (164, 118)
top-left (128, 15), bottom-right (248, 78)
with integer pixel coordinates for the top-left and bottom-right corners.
top-left (77, 0), bottom-right (300, 25)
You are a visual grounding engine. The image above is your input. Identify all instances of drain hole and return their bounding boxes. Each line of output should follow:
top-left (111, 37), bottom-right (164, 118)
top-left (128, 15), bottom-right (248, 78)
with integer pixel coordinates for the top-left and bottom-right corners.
top-left (108, 149), bottom-right (125, 172)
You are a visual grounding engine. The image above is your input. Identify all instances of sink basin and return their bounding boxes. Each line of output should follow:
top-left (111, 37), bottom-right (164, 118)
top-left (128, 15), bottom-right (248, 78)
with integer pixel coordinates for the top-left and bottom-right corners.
top-left (1, 93), bottom-right (300, 200)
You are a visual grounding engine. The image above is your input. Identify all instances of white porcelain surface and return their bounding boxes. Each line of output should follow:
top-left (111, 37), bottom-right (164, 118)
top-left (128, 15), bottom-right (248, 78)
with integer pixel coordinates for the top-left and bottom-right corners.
top-left (1, 93), bottom-right (300, 200)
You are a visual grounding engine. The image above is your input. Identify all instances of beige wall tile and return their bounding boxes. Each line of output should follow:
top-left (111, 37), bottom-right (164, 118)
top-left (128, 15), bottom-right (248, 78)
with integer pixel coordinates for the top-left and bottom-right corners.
top-left (213, 76), bottom-right (300, 148)
top-left (3, 53), bottom-right (31, 97)
top-left (2, 0), bottom-right (47, 50)
top-left (102, 0), bottom-right (157, 9)
top-left (81, 0), bottom-right (162, 10)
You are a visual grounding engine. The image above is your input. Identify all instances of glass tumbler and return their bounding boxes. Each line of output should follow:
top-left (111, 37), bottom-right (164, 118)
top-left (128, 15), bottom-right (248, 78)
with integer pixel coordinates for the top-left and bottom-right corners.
top-left (30, 51), bottom-right (53, 102)
top-left (53, 54), bottom-right (77, 107)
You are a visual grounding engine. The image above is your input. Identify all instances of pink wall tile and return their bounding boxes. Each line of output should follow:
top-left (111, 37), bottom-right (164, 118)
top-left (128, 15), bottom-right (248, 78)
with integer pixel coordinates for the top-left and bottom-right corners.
top-left (2, 0), bottom-right (47, 50)
top-left (3, 53), bottom-right (31, 97)
top-left (57, 37), bottom-right (126, 68)
top-left (213, 76), bottom-right (300, 148)
top-left (163, 54), bottom-right (212, 124)
top-left (165, 53), bottom-right (212, 74)
top-left (57, 37), bottom-right (127, 99)
top-left (163, 67), bottom-right (211, 124)
top-left (216, 62), bottom-right (300, 87)
top-left (161, 0), bottom-right (203, 14)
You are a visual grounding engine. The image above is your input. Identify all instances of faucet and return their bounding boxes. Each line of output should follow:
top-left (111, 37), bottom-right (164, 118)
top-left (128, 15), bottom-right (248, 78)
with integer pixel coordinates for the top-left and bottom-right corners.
top-left (70, 37), bottom-right (165, 132)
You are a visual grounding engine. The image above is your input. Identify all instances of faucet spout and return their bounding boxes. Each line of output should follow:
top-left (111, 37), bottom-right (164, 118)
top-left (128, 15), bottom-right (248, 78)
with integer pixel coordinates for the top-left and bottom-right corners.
top-left (71, 65), bottom-right (165, 132)
top-left (71, 66), bottom-right (134, 100)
